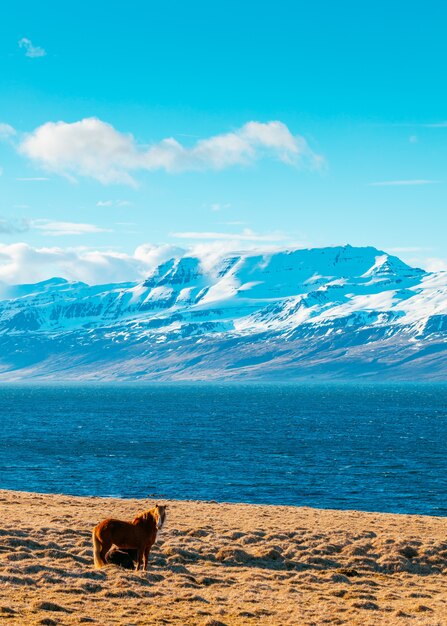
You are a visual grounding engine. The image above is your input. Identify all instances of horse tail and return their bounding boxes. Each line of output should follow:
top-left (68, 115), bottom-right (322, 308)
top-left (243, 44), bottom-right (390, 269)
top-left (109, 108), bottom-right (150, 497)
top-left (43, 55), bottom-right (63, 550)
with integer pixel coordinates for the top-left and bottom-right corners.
top-left (92, 527), bottom-right (106, 568)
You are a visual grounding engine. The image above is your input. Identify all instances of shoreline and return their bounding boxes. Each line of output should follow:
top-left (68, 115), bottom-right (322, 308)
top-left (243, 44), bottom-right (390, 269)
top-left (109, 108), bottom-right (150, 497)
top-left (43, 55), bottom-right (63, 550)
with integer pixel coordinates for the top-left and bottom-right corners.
top-left (1, 490), bottom-right (447, 625)
top-left (1, 487), bottom-right (447, 520)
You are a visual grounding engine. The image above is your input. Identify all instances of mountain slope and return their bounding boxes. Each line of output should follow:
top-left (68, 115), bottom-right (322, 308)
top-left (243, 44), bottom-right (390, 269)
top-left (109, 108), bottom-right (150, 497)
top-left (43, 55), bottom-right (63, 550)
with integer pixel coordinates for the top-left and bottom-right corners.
top-left (0, 245), bottom-right (446, 380)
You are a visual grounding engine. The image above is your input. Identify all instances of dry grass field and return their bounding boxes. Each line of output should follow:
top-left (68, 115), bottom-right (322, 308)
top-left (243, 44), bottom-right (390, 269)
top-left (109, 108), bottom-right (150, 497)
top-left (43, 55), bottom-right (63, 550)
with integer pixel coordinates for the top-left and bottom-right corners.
top-left (0, 490), bottom-right (446, 625)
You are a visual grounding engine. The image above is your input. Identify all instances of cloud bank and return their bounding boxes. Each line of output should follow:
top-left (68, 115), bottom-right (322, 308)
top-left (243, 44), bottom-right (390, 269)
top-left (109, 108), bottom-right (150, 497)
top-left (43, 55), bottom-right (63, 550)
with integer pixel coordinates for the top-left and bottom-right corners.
top-left (19, 118), bottom-right (324, 185)
top-left (0, 239), bottom-right (444, 287)
top-left (0, 243), bottom-right (184, 285)
top-left (0, 237), bottom-right (295, 286)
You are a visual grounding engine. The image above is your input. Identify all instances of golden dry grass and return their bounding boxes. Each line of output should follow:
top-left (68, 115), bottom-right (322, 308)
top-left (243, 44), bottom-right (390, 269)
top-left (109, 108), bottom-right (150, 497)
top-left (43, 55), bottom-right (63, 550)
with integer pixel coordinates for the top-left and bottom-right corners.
top-left (0, 490), bottom-right (446, 625)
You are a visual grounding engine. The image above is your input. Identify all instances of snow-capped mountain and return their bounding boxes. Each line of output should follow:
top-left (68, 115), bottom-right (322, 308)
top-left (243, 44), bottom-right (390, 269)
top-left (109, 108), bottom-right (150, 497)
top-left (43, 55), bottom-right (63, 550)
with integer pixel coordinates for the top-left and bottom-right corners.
top-left (0, 245), bottom-right (446, 380)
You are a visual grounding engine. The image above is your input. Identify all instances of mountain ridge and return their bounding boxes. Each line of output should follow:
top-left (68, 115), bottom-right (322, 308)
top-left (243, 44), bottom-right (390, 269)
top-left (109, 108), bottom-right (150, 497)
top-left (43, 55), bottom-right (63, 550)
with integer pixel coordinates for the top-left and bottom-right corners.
top-left (0, 244), bottom-right (446, 381)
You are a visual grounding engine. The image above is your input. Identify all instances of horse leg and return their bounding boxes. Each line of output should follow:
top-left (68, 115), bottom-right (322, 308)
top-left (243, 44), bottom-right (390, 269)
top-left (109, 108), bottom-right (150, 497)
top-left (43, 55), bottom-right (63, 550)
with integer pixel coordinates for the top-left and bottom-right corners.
top-left (135, 548), bottom-right (143, 571)
top-left (143, 546), bottom-right (150, 571)
top-left (100, 539), bottom-right (111, 566)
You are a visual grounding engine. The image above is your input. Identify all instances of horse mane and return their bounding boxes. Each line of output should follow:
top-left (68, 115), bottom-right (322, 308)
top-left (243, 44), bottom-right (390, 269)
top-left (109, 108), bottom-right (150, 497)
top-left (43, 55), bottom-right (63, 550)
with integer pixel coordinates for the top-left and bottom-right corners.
top-left (133, 507), bottom-right (157, 524)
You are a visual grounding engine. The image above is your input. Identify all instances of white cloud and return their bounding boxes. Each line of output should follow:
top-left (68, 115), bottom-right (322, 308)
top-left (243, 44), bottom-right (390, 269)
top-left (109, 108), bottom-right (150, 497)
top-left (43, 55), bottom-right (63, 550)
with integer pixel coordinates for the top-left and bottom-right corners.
top-left (422, 257), bottom-right (447, 272)
top-left (0, 217), bottom-right (29, 234)
top-left (31, 220), bottom-right (110, 236)
top-left (0, 244), bottom-right (130, 284)
top-left (421, 122), bottom-right (447, 128)
top-left (97, 199), bottom-right (132, 207)
top-left (0, 242), bottom-right (186, 285)
top-left (393, 121), bottom-right (447, 128)
top-left (134, 243), bottom-right (185, 267)
top-left (16, 177), bottom-right (49, 181)
top-left (210, 202), bottom-right (231, 212)
top-left (18, 37), bottom-right (46, 58)
top-left (368, 179), bottom-right (439, 186)
top-left (0, 123), bottom-right (16, 140)
top-left (18, 117), bottom-right (324, 185)
top-left (170, 228), bottom-right (287, 242)
top-left (390, 251), bottom-right (447, 273)
top-left (388, 247), bottom-right (431, 254)
top-left (0, 217), bottom-right (109, 237)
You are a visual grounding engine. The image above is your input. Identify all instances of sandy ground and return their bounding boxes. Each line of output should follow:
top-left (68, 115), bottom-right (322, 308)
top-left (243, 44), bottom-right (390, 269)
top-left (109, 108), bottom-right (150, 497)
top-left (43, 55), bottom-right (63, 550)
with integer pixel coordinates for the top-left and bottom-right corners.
top-left (0, 490), bottom-right (446, 625)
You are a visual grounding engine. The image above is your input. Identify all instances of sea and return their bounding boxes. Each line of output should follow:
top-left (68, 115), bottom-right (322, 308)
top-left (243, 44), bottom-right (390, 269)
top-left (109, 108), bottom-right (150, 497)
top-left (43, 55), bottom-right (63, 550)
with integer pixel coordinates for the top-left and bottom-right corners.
top-left (0, 382), bottom-right (446, 516)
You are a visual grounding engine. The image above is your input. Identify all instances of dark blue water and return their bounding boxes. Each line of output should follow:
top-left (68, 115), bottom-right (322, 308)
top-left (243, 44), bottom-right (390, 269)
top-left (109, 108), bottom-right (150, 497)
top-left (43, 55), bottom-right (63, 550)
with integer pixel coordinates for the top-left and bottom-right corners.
top-left (0, 383), bottom-right (446, 516)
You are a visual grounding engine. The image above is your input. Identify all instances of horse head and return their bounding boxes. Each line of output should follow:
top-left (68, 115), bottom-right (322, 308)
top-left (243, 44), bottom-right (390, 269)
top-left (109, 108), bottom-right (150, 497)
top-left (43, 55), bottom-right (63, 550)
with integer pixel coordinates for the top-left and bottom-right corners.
top-left (154, 503), bottom-right (167, 530)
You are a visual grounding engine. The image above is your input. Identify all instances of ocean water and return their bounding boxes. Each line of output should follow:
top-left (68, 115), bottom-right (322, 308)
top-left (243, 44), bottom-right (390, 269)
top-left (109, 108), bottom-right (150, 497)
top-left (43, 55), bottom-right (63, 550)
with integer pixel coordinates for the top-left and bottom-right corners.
top-left (0, 383), bottom-right (446, 516)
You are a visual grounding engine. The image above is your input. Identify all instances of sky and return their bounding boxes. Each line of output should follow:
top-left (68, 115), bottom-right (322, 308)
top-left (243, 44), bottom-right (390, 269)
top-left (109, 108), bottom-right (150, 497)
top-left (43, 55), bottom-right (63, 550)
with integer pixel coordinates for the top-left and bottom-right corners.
top-left (1, 0), bottom-right (447, 284)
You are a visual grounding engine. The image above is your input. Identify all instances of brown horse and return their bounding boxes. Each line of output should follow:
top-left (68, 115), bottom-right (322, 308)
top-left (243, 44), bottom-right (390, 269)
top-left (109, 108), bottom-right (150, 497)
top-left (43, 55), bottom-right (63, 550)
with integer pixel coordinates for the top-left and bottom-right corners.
top-left (92, 504), bottom-right (166, 570)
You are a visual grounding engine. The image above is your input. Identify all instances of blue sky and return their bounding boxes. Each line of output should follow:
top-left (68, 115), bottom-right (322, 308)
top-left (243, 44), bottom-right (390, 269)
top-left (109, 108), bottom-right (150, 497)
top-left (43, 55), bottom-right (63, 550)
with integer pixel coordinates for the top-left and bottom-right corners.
top-left (1, 1), bottom-right (447, 283)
